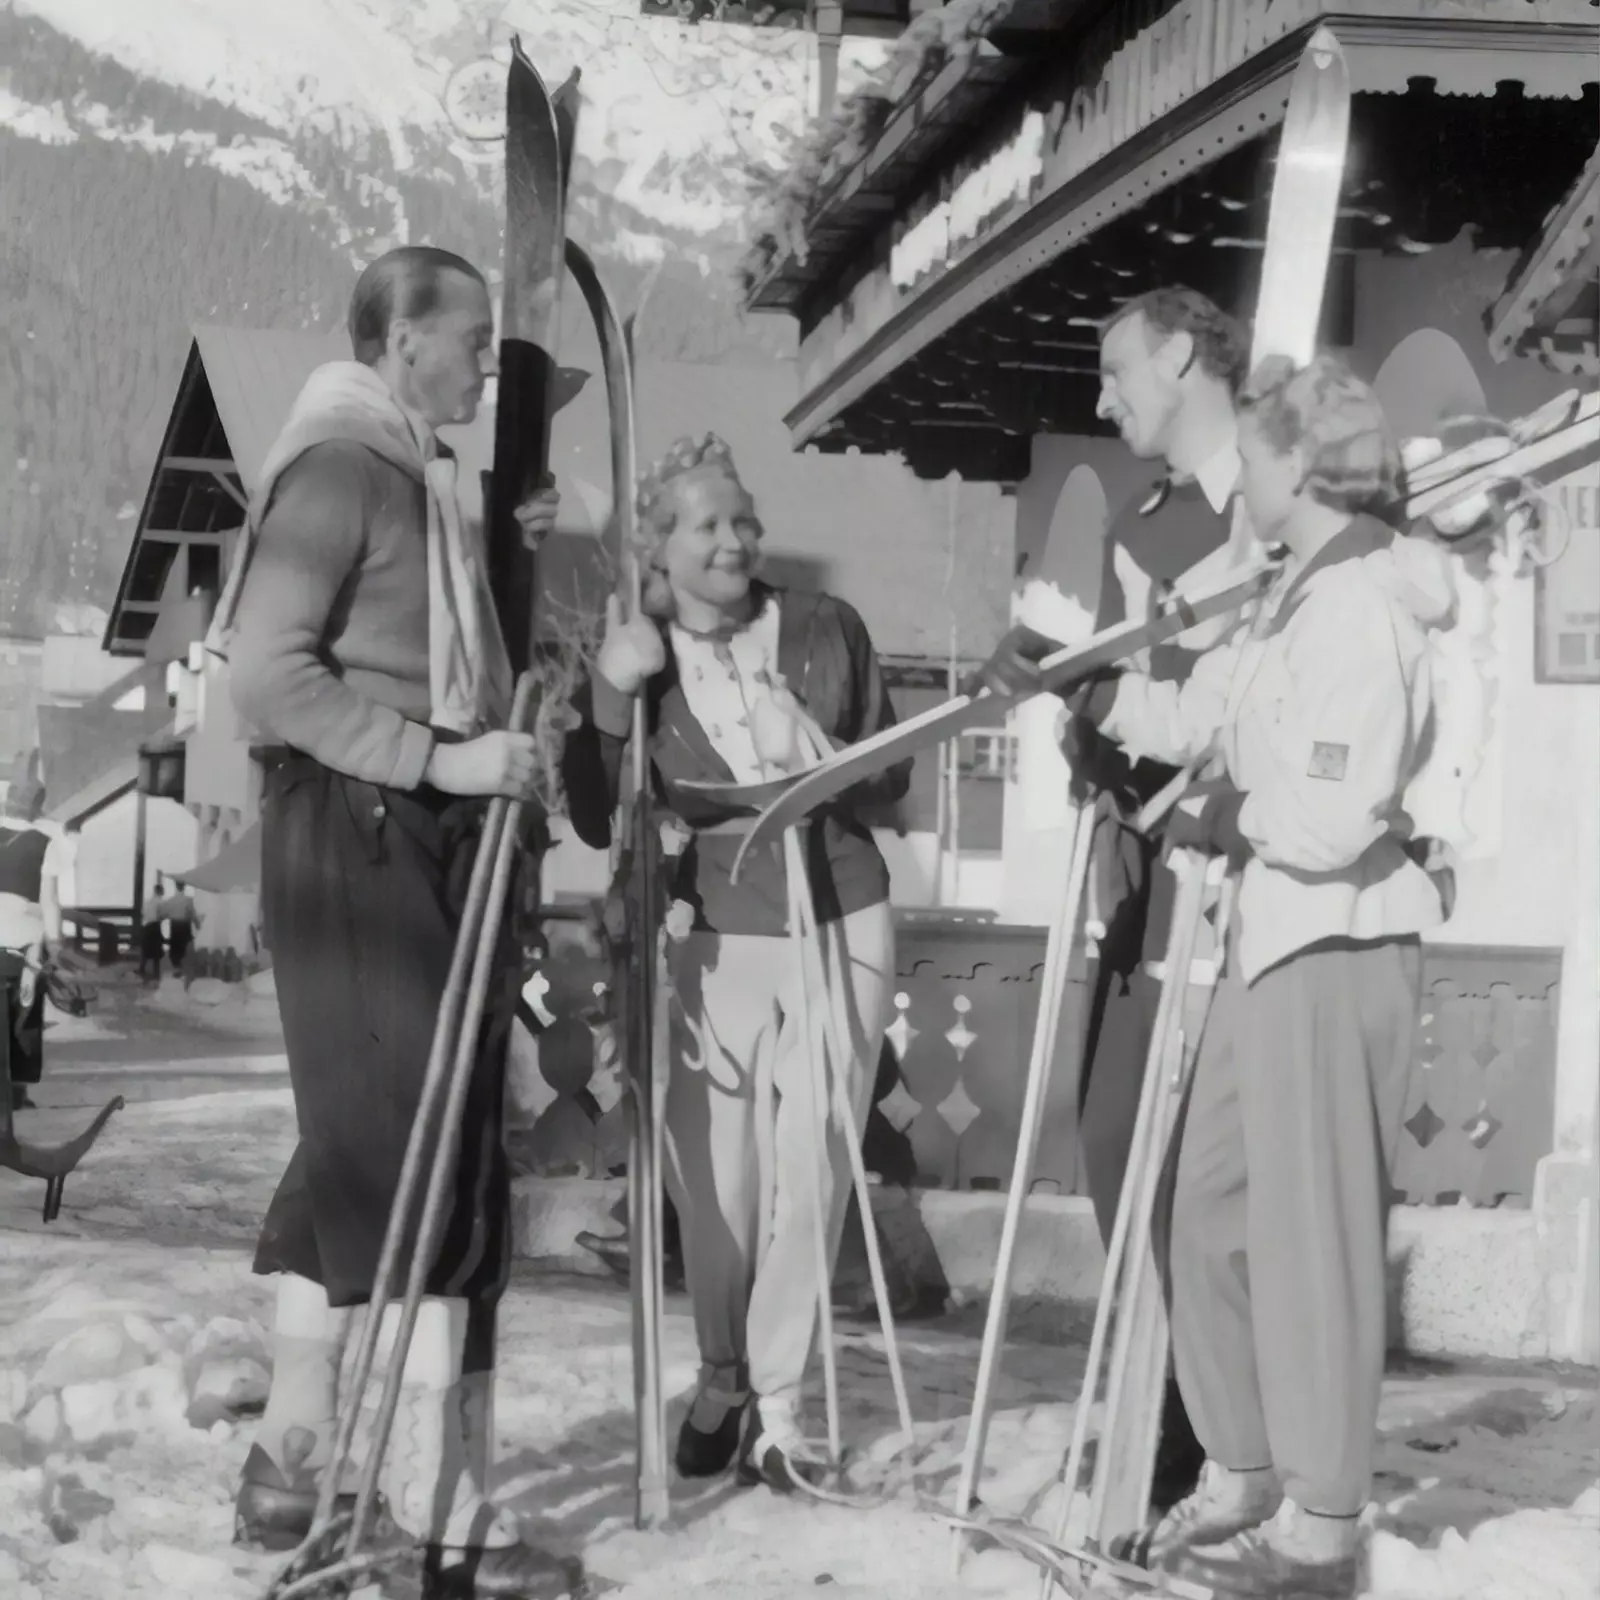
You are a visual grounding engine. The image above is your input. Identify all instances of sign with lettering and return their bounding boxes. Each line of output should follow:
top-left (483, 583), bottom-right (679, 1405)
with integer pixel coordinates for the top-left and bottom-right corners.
top-left (854, 0), bottom-right (1328, 332)
top-left (891, 111), bottom-right (1047, 289)
top-left (1535, 466), bottom-right (1600, 683)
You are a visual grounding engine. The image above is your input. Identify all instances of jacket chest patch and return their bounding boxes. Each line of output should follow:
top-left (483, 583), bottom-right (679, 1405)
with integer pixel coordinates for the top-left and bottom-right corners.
top-left (1308, 741), bottom-right (1350, 782)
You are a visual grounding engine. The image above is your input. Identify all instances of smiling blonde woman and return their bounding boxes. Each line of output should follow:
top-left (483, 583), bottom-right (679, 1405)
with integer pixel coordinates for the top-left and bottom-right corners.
top-left (562, 433), bottom-right (910, 1493)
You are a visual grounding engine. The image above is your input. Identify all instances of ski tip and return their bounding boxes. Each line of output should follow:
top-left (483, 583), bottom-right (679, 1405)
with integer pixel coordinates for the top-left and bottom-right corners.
top-left (1305, 24), bottom-right (1346, 66)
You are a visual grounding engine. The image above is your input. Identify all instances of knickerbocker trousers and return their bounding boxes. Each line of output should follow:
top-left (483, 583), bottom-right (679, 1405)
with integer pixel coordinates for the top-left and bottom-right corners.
top-left (252, 752), bottom-right (522, 1310)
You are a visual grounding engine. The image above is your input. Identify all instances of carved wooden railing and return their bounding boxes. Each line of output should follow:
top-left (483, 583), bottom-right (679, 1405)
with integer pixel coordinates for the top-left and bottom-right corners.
top-left (512, 912), bottom-right (1562, 1211)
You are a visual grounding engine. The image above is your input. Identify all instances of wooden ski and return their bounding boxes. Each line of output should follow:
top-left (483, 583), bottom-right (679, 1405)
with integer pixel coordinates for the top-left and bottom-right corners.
top-left (486, 39), bottom-right (574, 674)
top-left (565, 240), bottom-right (671, 1531)
top-left (466, 33), bottom-right (580, 1497)
top-left (675, 559), bottom-right (1278, 872)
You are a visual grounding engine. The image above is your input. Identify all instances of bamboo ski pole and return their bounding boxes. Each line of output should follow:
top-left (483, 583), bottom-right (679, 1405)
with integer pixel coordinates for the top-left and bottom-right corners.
top-left (346, 707), bottom-right (536, 1561)
top-left (950, 800), bottom-right (1095, 1561)
top-left (1043, 850), bottom-right (1219, 1598)
top-left (785, 833), bottom-right (918, 1458)
top-left (783, 827), bottom-right (845, 1472)
top-left (623, 586), bottom-right (670, 1533)
top-left (289, 670), bottom-right (538, 1568)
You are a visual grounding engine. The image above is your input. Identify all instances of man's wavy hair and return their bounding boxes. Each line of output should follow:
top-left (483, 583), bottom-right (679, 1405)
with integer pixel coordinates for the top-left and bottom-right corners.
top-left (347, 245), bottom-right (485, 366)
top-left (1240, 353), bottom-right (1404, 517)
top-left (1104, 285), bottom-right (1249, 393)
top-left (632, 432), bottom-right (762, 620)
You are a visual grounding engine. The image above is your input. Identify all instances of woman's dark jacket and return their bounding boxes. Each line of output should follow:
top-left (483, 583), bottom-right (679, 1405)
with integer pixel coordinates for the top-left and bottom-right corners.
top-left (561, 583), bottom-right (911, 936)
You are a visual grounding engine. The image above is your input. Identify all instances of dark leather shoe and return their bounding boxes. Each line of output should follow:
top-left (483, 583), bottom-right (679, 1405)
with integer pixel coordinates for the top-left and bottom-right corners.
top-left (232, 1441), bottom-right (358, 1553)
top-left (675, 1396), bottom-right (745, 1478)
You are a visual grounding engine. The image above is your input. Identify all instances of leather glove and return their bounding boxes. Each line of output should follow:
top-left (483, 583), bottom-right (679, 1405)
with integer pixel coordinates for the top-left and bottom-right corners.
top-left (964, 623), bottom-right (1061, 698)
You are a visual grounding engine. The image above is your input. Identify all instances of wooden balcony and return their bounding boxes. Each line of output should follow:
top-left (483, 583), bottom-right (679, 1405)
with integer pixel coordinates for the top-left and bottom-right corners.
top-left (744, 0), bottom-right (1600, 479)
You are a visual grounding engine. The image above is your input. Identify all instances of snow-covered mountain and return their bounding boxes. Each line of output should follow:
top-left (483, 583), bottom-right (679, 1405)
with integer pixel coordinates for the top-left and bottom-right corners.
top-left (9, 0), bottom-right (887, 261)
top-left (0, 0), bottom-right (888, 639)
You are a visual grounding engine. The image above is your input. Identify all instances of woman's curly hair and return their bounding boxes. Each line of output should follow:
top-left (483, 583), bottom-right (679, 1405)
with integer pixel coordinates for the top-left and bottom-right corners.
top-left (632, 432), bottom-right (761, 619)
top-left (1240, 353), bottom-right (1404, 517)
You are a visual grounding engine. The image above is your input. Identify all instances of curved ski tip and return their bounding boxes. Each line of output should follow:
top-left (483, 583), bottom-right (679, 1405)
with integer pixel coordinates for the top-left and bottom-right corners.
top-left (1306, 24), bottom-right (1345, 66)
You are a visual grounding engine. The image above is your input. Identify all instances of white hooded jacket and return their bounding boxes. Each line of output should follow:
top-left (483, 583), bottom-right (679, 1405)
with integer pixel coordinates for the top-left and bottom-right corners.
top-left (1100, 515), bottom-right (1456, 983)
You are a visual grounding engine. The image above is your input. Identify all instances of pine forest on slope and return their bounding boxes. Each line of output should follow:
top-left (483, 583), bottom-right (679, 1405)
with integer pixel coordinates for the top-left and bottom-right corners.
top-left (0, 6), bottom-right (801, 637)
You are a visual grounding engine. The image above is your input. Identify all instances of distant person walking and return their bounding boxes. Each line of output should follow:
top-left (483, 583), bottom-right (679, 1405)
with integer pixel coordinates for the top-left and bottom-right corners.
top-left (159, 880), bottom-right (201, 979)
top-left (138, 877), bottom-right (166, 985)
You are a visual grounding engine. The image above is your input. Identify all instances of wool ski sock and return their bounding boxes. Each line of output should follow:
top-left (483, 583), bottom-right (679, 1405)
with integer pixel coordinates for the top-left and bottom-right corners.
top-left (378, 1297), bottom-right (520, 1551)
top-left (254, 1273), bottom-right (352, 1483)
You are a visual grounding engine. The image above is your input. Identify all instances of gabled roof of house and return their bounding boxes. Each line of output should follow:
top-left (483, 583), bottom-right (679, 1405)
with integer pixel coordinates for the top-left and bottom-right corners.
top-left (190, 326), bottom-right (353, 491)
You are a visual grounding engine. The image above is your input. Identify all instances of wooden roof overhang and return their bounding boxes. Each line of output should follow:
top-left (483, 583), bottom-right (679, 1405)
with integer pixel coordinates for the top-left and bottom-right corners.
top-left (1488, 137), bottom-right (1600, 376)
top-left (751, 1), bottom-right (1600, 481)
top-left (742, 0), bottom-right (1093, 316)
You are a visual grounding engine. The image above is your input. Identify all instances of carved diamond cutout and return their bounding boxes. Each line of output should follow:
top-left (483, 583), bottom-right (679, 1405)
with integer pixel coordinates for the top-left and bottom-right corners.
top-left (945, 994), bottom-right (977, 1060)
top-left (884, 992), bottom-right (918, 1062)
top-left (877, 1077), bottom-right (921, 1133)
top-left (1472, 1034), bottom-right (1502, 1072)
top-left (1405, 1102), bottom-right (1446, 1150)
top-left (936, 1078), bottom-right (981, 1140)
top-left (1463, 1106), bottom-right (1503, 1149)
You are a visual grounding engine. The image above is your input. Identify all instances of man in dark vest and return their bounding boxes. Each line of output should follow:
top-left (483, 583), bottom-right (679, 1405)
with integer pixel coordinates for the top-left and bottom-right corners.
top-left (0, 774), bottom-right (68, 1112)
top-left (983, 286), bottom-right (1249, 1509)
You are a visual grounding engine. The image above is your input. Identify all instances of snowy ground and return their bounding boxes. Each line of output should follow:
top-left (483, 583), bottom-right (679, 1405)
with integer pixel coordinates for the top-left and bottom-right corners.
top-left (1, 995), bottom-right (1596, 1599)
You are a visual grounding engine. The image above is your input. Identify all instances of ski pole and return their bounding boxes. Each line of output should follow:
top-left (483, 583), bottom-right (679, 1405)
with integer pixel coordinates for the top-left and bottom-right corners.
top-left (304, 672), bottom-right (539, 1558)
top-left (1039, 849), bottom-right (1219, 1600)
top-left (784, 828), bottom-right (844, 1472)
top-left (785, 834), bottom-right (917, 1461)
top-left (951, 800), bottom-right (1095, 1565)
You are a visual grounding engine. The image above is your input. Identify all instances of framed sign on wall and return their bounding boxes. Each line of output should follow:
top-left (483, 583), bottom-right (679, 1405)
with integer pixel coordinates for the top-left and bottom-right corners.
top-left (1534, 466), bottom-right (1600, 685)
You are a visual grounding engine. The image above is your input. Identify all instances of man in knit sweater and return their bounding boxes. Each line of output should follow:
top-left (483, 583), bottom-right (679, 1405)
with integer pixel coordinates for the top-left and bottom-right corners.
top-left (985, 286), bottom-right (1249, 1509)
top-left (221, 244), bottom-right (567, 1595)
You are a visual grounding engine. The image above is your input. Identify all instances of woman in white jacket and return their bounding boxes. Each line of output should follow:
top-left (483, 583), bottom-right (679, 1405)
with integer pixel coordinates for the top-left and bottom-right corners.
top-left (1067, 353), bottom-right (1454, 1599)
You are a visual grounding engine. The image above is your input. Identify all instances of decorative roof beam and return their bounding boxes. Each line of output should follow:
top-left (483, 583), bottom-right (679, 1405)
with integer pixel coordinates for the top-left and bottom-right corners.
top-left (1489, 137), bottom-right (1600, 371)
